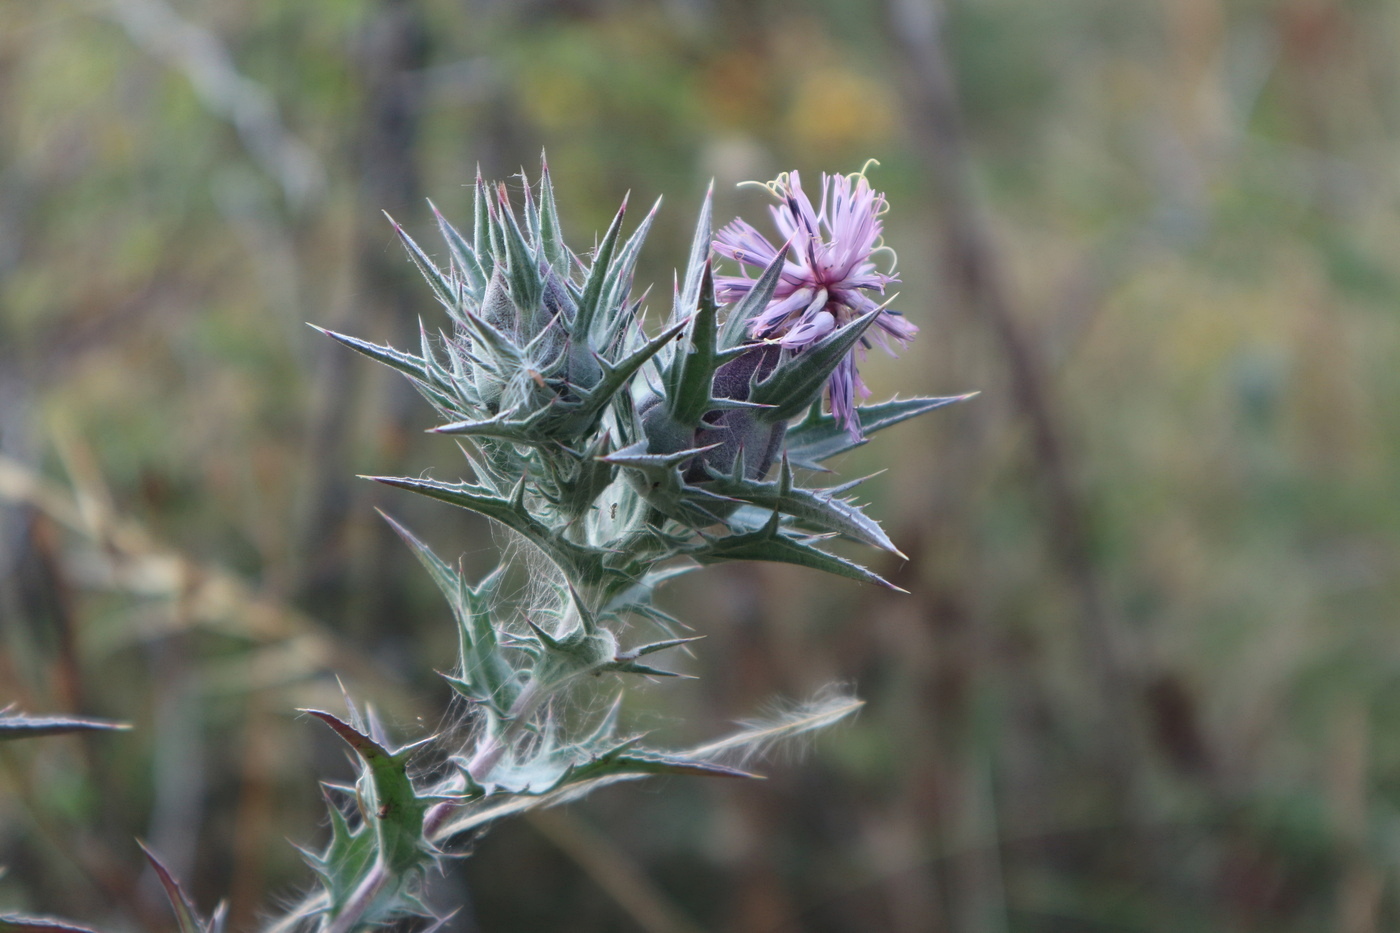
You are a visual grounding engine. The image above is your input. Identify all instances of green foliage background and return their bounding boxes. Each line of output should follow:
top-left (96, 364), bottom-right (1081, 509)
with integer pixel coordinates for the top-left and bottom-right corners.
top-left (3, 0), bottom-right (1400, 931)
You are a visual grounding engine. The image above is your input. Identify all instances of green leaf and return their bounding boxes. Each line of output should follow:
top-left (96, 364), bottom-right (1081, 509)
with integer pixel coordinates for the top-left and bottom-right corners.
top-left (388, 214), bottom-right (456, 311)
top-left (316, 327), bottom-right (463, 418)
top-left (312, 326), bottom-right (427, 383)
top-left (784, 394), bottom-right (976, 468)
top-left (596, 197), bottom-right (660, 343)
top-left (537, 155), bottom-right (570, 277)
top-left (674, 181), bottom-right (712, 323)
top-left (575, 195), bottom-right (629, 341)
top-left (297, 787), bottom-right (377, 917)
top-left (430, 406), bottom-right (557, 446)
top-left (717, 243), bottom-right (790, 350)
top-left (664, 260), bottom-right (720, 427)
top-left (695, 512), bottom-right (898, 590)
top-left (705, 457), bottom-right (899, 554)
top-left (0, 709), bottom-right (130, 741)
top-left (429, 200), bottom-right (486, 296)
top-left (473, 166), bottom-right (494, 268)
top-left (554, 314), bottom-right (690, 439)
top-left (367, 474), bottom-right (607, 588)
top-left (494, 183), bottom-right (543, 314)
top-left (521, 172), bottom-right (542, 249)
top-left (748, 307), bottom-right (884, 422)
top-left (302, 711), bottom-right (431, 874)
top-left (601, 635), bottom-right (704, 678)
top-left (564, 746), bottom-right (756, 784)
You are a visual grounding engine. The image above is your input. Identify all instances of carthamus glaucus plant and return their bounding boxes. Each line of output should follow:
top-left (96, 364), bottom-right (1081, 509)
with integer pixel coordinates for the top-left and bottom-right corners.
top-left (232, 157), bottom-right (969, 932)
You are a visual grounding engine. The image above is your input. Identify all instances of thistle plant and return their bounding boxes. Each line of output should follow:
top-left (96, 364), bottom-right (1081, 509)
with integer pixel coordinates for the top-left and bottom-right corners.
top-left (251, 157), bottom-right (969, 931)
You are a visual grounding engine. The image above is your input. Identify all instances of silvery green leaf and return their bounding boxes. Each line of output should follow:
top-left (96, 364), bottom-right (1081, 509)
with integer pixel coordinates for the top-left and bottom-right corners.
top-left (537, 156), bottom-right (570, 277)
top-left (695, 512), bottom-right (898, 590)
top-left (575, 195), bottom-right (629, 340)
top-left (473, 166), bottom-right (494, 269)
top-left (596, 196), bottom-right (660, 342)
top-left (550, 314), bottom-right (689, 439)
top-left (493, 184), bottom-right (544, 316)
top-left (784, 394), bottom-right (978, 468)
top-left (430, 200), bottom-right (486, 296)
top-left (368, 474), bottom-right (610, 589)
top-left (563, 746), bottom-right (754, 783)
top-left (664, 260), bottom-right (720, 427)
top-left (578, 694), bottom-right (624, 747)
top-left (705, 457), bottom-right (899, 554)
top-left (674, 181), bottom-right (713, 323)
top-left (601, 635), bottom-right (703, 678)
top-left (717, 243), bottom-right (789, 350)
top-left (376, 513), bottom-right (517, 710)
top-left (749, 307), bottom-right (884, 422)
top-left (603, 439), bottom-right (717, 474)
top-left (295, 786), bottom-right (376, 919)
top-left (601, 565), bottom-right (694, 613)
top-left (540, 433), bottom-right (616, 521)
top-left (302, 711), bottom-right (432, 874)
top-left (0, 709), bottom-right (129, 740)
top-left (431, 406), bottom-right (556, 446)
top-left (312, 326), bottom-right (427, 383)
top-left (520, 172), bottom-right (542, 249)
top-left (388, 215), bottom-right (455, 311)
top-left (606, 441), bottom-right (738, 527)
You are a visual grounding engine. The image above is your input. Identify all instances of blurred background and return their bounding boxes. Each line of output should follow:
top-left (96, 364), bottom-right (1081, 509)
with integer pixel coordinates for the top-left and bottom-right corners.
top-left (2, 0), bottom-right (1400, 930)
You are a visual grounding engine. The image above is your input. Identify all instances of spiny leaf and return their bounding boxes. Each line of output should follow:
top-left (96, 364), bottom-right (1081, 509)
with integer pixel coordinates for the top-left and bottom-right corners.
top-left (565, 747), bottom-right (755, 783)
top-left (0, 709), bottom-right (130, 741)
top-left (432, 740), bottom-right (764, 841)
top-left (473, 166), bottom-right (493, 267)
top-left (603, 439), bottom-right (721, 473)
top-left (495, 182), bottom-right (543, 313)
top-left (748, 306), bottom-right (885, 422)
top-left (665, 260), bottom-right (720, 427)
top-left (705, 457), bottom-right (899, 554)
top-left (367, 474), bottom-right (609, 588)
top-left (576, 194), bottom-right (628, 340)
top-left (695, 512), bottom-right (899, 590)
top-left (558, 314), bottom-right (691, 438)
top-left (388, 215), bottom-right (455, 311)
top-left (430, 407), bottom-right (559, 446)
top-left (717, 242), bottom-right (790, 350)
top-left (596, 196), bottom-right (661, 343)
top-left (302, 711), bottom-right (432, 874)
top-left (537, 154), bottom-right (570, 277)
top-left (520, 169), bottom-right (542, 248)
top-left (376, 510), bottom-right (457, 600)
top-left (784, 394), bottom-right (978, 468)
top-left (295, 787), bottom-right (377, 915)
top-left (675, 180), bottom-right (713, 322)
top-left (312, 326), bottom-right (427, 383)
top-left (380, 519), bottom-right (515, 713)
top-left (430, 200), bottom-right (486, 296)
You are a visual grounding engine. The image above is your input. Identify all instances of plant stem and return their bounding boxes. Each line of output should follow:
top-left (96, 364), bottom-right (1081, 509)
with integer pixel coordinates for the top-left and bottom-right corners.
top-left (325, 856), bottom-right (392, 933)
top-left (422, 678), bottom-right (546, 840)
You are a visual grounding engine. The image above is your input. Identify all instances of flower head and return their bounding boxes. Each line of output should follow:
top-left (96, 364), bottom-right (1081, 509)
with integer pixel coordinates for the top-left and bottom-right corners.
top-left (713, 166), bottom-right (917, 438)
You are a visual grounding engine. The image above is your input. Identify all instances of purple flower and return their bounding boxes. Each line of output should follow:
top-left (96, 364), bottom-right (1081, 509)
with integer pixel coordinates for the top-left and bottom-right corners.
top-left (714, 168), bottom-right (917, 439)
